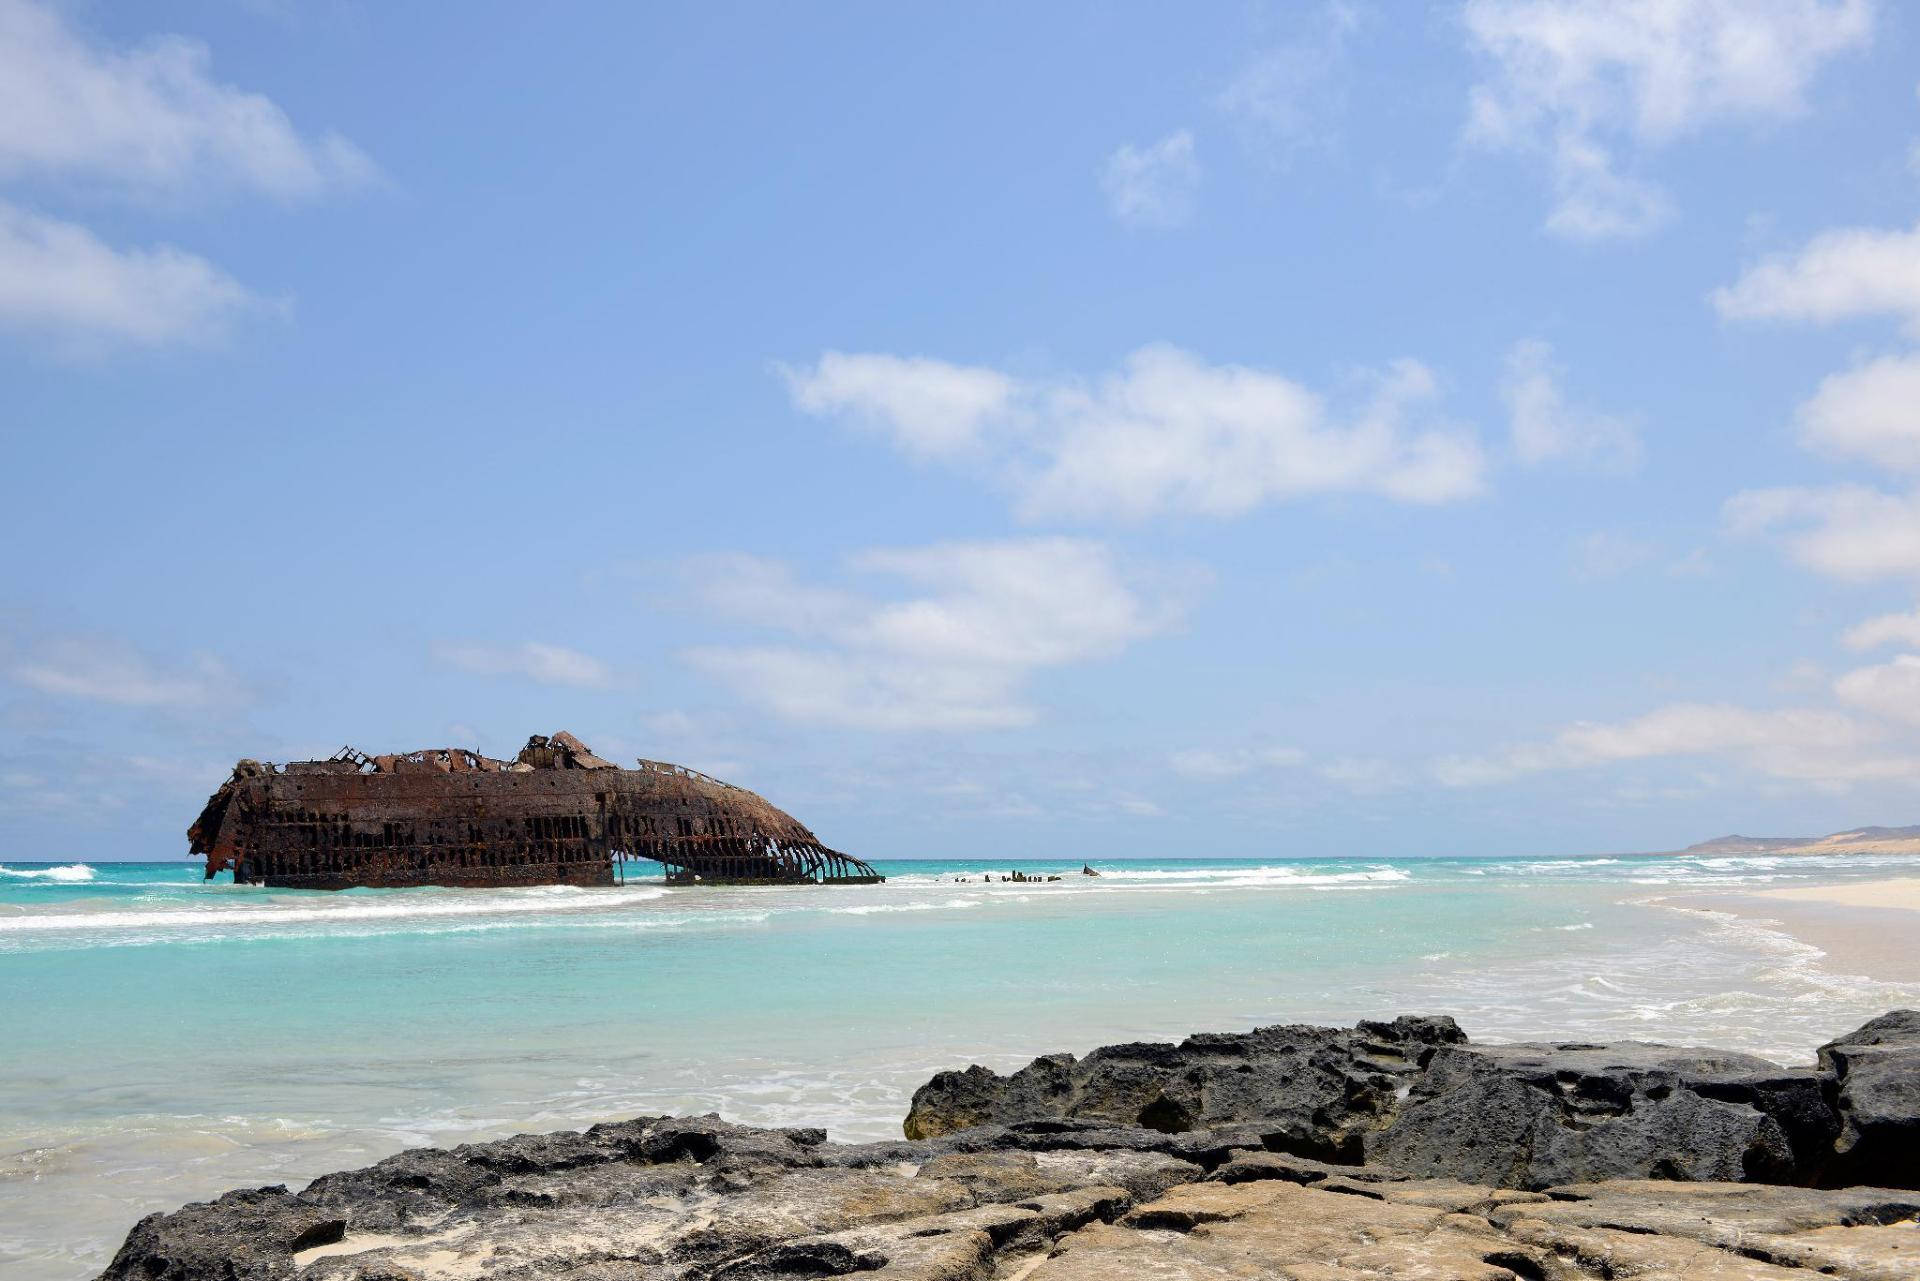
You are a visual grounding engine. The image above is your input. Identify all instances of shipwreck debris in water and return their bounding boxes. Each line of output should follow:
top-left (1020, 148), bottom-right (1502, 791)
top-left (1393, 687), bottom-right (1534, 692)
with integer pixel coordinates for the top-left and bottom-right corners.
top-left (188, 731), bottom-right (881, 890)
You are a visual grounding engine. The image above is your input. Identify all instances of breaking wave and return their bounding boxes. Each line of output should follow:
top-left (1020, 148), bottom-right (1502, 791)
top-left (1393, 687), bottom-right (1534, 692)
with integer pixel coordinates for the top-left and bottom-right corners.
top-left (832, 899), bottom-right (982, 915)
top-left (0, 863), bottom-right (95, 883)
top-left (986, 865), bottom-right (1418, 892)
top-left (0, 884), bottom-right (672, 935)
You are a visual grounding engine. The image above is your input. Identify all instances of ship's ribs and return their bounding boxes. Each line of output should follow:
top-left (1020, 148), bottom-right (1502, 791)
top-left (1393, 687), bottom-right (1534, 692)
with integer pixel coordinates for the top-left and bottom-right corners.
top-left (187, 733), bottom-right (883, 890)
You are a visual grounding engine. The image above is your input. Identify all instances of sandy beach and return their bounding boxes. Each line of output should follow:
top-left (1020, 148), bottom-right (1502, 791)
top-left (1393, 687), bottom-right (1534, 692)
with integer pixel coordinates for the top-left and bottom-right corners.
top-left (1671, 877), bottom-right (1920, 984)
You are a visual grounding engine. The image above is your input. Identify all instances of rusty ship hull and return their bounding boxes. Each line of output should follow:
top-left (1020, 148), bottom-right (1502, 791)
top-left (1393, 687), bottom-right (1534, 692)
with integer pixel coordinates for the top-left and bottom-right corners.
top-left (189, 733), bottom-right (882, 890)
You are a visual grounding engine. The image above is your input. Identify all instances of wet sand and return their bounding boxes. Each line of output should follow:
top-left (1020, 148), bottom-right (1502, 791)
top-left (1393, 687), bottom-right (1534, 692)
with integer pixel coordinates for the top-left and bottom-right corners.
top-left (1673, 877), bottom-right (1920, 984)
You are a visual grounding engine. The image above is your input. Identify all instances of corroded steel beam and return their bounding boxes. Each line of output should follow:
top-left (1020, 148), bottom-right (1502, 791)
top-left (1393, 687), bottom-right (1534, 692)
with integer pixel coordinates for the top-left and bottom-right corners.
top-left (188, 732), bottom-right (882, 890)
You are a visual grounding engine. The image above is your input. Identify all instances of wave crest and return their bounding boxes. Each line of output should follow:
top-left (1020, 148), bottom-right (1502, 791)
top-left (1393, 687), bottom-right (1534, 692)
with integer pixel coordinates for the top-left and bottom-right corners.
top-left (0, 863), bottom-right (95, 883)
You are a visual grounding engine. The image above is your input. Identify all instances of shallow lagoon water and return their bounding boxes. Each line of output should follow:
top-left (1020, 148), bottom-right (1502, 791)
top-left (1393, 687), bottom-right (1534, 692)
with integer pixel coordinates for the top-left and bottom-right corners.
top-left (3, 853), bottom-right (1915, 1279)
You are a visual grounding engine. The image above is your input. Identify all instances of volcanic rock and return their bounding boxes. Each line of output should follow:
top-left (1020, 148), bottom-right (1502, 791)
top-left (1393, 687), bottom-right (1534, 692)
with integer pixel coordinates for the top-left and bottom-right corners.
top-left (97, 1012), bottom-right (1920, 1281)
top-left (1366, 1039), bottom-right (1835, 1188)
top-left (1820, 1009), bottom-right (1920, 1187)
top-left (902, 1014), bottom-right (1465, 1160)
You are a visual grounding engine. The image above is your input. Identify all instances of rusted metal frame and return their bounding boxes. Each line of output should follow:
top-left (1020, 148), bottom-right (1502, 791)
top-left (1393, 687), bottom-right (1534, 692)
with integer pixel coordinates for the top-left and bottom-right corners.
top-left (193, 733), bottom-right (883, 889)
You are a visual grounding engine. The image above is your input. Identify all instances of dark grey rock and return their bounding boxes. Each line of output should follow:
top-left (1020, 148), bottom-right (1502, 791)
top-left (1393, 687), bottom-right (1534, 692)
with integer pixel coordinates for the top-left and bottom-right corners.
top-left (1367, 1039), bottom-right (1830, 1189)
top-left (1206, 1149), bottom-right (1410, 1187)
top-left (900, 1064), bottom-right (1005, 1140)
top-left (709, 1240), bottom-right (887, 1279)
top-left (98, 1185), bottom-right (343, 1281)
top-left (1820, 1009), bottom-right (1920, 1188)
top-left (298, 1113), bottom-right (824, 1231)
top-left (900, 1016), bottom-right (1465, 1161)
top-left (96, 1011), bottom-right (1920, 1281)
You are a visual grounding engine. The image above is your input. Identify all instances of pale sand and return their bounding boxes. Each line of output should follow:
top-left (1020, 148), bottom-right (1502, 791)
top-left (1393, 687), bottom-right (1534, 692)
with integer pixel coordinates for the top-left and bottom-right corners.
top-left (1671, 878), bottom-right (1920, 985)
top-left (1745, 878), bottom-right (1920, 911)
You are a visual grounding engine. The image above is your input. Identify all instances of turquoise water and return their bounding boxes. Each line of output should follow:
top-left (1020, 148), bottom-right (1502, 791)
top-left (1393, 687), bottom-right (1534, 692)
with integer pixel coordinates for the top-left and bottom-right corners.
top-left (3, 853), bottom-right (1915, 1279)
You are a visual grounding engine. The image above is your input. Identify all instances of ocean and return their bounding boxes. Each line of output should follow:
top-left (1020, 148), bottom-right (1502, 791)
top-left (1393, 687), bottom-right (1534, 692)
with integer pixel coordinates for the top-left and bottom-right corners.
top-left (3, 853), bottom-right (1915, 1280)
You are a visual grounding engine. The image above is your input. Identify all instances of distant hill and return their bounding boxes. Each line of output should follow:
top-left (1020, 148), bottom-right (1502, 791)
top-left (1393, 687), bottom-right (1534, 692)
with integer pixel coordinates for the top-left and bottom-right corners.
top-left (1682, 826), bottom-right (1920, 856)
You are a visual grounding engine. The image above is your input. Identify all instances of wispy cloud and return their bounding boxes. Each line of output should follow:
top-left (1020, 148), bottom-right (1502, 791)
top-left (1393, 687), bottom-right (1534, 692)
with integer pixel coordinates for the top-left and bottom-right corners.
top-left (0, 743), bottom-right (233, 820)
top-left (1170, 745), bottom-right (1307, 780)
top-left (7, 635), bottom-right (255, 710)
top-left (0, 1), bottom-right (370, 351)
top-left (1793, 355), bottom-right (1920, 472)
top-left (783, 344), bottom-right (1486, 522)
top-left (1714, 219), bottom-right (1920, 333)
top-left (0, 0), bottom-right (373, 199)
top-left (1215, 2), bottom-right (1362, 164)
top-left (1317, 755), bottom-right (1403, 794)
top-left (1463, 0), bottom-right (1873, 239)
top-left (685, 538), bottom-right (1199, 731)
top-left (776, 351), bottom-right (1014, 459)
top-left (1571, 530), bottom-right (1655, 580)
top-left (1843, 604), bottom-right (1920, 650)
top-left (1726, 484), bottom-right (1920, 580)
top-left (1833, 653), bottom-right (1920, 725)
top-left (0, 199), bottom-right (267, 348)
top-left (1101, 130), bottom-right (1200, 229)
top-left (433, 642), bottom-right (613, 689)
top-left (1501, 339), bottom-right (1640, 471)
top-left (1435, 701), bottom-right (1915, 788)
top-left (1717, 212), bottom-right (1920, 583)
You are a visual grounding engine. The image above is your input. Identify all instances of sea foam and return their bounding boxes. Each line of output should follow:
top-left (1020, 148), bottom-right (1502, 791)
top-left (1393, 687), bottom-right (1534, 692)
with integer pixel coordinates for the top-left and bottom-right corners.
top-left (0, 863), bottom-right (95, 882)
top-left (0, 884), bottom-right (672, 933)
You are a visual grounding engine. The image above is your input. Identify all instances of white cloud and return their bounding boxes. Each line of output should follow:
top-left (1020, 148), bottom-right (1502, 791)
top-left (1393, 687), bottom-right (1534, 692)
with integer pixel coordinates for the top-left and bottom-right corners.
top-left (1436, 700), bottom-right (1913, 786)
top-left (0, 0), bottom-right (372, 199)
top-left (1318, 756), bottom-right (1403, 793)
top-left (9, 637), bottom-right (250, 708)
top-left (783, 344), bottom-right (1487, 522)
top-left (1571, 530), bottom-right (1655, 579)
top-left (1714, 219), bottom-right (1920, 333)
top-left (640, 709), bottom-right (701, 737)
top-left (1169, 745), bottom-right (1308, 780)
top-left (1795, 354), bottom-right (1920, 471)
top-left (1215, 3), bottom-right (1360, 162)
top-left (685, 539), bottom-right (1196, 731)
top-left (778, 351), bottom-right (1014, 459)
top-left (0, 746), bottom-right (233, 819)
top-left (1714, 220), bottom-right (1920, 588)
top-left (854, 541), bottom-right (1181, 667)
top-left (1021, 349), bottom-right (1484, 518)
top-left (1842, 604), bottom-right (1920, 649)
top-left (0, 199), bottom-right (262, 348)
top-left (434, 642), bottom-right (612, 689)
top-left (1431, 753), bottom-right (1535, 787)
top-left (1463, 0), bottom-right (1873, 239)
top-left (1725, 484), bottom-right (1920, 580)
top-left (1101, 130), bottom-right (1200, 229)
top-left (1668, 546), bottom-right (1714, 577)
top-left (1502, 339), bottom-right (1640, 469)
top-left (1833, 653), bottom-right (1920, 724)
top-left (688, 646), bottom-right (1030, 732)
top-left (1536, 133), bottom-right (1672, 239)
top-left (1556, 703), bottom-right (1863, 760)
top-left (0, 3), bottom-right (371, 351)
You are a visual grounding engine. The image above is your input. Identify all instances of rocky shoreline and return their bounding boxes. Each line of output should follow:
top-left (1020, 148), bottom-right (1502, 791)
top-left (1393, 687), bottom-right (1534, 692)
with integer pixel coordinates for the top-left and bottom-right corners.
top-left (102, 1011), bottom-right (1920, 1280)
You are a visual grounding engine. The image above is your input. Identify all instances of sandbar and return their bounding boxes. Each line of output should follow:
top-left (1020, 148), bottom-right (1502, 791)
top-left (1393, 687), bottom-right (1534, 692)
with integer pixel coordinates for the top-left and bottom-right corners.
top-left (1668, 877), bottom-right (1920, 984)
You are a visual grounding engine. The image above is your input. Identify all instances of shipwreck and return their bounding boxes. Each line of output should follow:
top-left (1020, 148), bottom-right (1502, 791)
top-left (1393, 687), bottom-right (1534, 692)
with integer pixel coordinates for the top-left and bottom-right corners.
top-left (189, 731), bottom-right (882, 890)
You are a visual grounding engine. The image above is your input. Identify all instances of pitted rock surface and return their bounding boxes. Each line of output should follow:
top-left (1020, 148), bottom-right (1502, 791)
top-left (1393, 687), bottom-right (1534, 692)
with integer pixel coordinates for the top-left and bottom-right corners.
top-left (1820, 1009), bottom-right (1920, 1188)
top-left (97, 1012), bottom-right (1920, 1281)
top-left (1367, 1039), bottom-right (1830, 1188)
top-left (909, 1012), bottom-right (1917, 1191)
top-left (902, 1015), bottom-right (1465, 1158)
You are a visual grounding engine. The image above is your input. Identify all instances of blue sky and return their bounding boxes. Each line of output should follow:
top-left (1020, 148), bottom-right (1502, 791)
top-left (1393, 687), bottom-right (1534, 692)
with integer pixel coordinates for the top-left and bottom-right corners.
top-left (8, 0), bottom-right (1920, 861)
